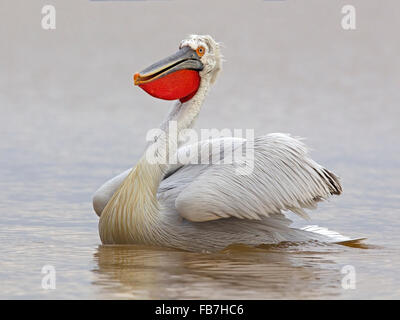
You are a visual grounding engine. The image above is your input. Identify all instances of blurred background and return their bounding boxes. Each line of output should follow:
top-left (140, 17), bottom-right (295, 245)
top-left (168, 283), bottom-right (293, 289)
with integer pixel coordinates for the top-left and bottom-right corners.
top-left (0, 0), bottom-right (399, 299)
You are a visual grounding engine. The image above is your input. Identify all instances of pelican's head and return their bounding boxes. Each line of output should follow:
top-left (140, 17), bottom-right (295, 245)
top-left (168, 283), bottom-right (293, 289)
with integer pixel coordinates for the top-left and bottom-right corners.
top-left (134, 35), bottom-right (222, 102)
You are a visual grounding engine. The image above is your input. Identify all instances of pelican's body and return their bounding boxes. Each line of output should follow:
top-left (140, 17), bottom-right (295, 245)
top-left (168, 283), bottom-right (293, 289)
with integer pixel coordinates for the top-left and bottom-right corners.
top-left (93, 35), bottom-right (352, 252)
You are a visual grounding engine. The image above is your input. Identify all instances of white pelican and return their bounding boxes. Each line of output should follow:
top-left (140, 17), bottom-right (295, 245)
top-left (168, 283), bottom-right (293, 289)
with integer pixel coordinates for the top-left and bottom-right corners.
top-left (93, 35), bottom-right (355, 252)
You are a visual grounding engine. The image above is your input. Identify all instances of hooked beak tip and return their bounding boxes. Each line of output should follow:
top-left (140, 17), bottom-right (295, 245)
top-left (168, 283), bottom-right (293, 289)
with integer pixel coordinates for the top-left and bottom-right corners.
top-left (133, 73), bottom-right (140, 86)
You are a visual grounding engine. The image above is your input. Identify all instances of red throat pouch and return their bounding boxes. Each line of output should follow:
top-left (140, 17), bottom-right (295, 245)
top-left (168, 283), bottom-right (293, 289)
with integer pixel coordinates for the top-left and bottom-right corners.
top-left (137, 70), bottom-right (200, 102)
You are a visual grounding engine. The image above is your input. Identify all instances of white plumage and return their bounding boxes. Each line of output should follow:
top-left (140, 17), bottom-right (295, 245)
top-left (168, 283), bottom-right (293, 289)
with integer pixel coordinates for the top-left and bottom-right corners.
top-left (93, 35), bottom-right (355, 252)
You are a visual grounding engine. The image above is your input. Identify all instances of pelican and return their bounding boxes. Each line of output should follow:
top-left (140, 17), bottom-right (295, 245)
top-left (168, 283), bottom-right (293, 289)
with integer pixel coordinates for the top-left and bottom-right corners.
top-left (93, 35), bottom-right (355, 252)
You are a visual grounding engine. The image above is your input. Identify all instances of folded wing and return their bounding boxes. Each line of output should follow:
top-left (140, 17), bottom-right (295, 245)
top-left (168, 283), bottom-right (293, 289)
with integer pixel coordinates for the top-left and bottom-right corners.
top-left (165, 133), bottom-right (342, 222)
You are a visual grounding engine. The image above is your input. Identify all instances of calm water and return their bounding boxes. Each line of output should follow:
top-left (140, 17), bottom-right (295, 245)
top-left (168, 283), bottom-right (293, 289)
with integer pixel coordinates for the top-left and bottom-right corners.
top-left (1, 0), bottom-right (399, 299)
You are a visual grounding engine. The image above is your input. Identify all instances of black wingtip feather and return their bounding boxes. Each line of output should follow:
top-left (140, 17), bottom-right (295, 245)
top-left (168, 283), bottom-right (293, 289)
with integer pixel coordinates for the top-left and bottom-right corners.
top-left (322, 169), bottom-right (342, 195)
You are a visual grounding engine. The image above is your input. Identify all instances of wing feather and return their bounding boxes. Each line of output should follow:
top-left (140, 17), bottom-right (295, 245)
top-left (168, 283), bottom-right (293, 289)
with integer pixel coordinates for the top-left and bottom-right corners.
top-left (172, 133), bottom-right (342, 222)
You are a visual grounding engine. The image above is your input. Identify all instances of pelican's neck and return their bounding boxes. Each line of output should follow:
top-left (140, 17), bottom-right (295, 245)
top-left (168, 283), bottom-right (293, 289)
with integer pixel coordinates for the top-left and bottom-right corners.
top-left (99, 77), bottom-right (210, 244)
top-left (152, 79), bottom-right (210, 173)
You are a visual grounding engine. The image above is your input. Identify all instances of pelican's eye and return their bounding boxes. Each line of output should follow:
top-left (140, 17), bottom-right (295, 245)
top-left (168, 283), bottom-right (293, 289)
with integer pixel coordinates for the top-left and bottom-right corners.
top-left (196, 46), bottom-right (206, 57)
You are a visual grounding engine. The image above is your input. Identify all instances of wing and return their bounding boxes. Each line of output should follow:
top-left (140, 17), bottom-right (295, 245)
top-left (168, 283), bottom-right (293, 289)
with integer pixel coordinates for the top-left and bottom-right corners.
top-left (168, 133), bottom-right (342, 222)
top-left (157, 137), bottom-right (246, 211)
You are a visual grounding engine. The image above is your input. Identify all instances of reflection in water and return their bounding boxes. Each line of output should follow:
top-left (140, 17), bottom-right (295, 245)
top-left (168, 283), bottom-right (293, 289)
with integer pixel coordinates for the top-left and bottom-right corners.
top-left (92, 244), bottom-right (344, 299)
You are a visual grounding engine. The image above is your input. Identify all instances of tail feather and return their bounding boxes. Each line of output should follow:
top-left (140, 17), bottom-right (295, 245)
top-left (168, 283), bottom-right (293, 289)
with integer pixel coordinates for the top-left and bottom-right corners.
top-left (301, 225), bottom-right (364, 243)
